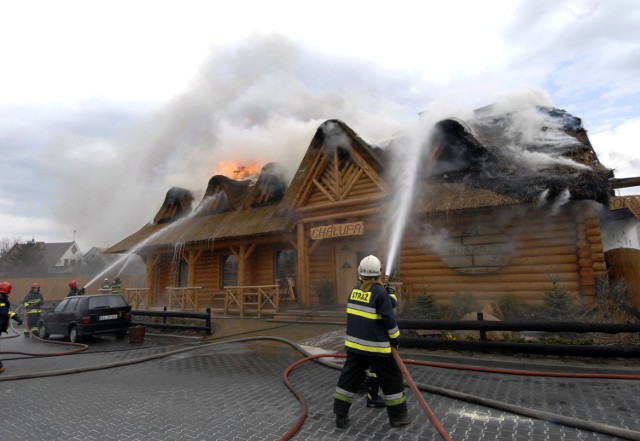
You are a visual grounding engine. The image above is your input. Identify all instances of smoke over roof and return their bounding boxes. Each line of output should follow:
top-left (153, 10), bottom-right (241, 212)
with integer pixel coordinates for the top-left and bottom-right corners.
top-left (47, 35), bottom-right (419, 249)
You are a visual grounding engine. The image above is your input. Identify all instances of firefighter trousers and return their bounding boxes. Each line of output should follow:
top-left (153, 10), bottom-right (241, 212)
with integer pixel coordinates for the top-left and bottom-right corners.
top-left (25, 312), bottom-right (40, 334)
top-left (334, 351), bottom-right (408, 420)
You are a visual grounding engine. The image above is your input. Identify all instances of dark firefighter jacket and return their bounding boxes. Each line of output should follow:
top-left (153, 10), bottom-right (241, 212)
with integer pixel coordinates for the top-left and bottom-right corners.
top-left (1, 293), bottom-right (21, 333)
top-left (344, 281), bottom-right (400, 356)
top-left (23, 290), bottom-right (44, 313)
top-left (111, 279), bottom-right (122, 294)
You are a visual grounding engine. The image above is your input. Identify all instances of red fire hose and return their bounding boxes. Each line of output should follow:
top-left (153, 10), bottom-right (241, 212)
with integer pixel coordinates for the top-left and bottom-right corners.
top-left (392, 347), bottom-right (453, 440)
top-left (280, 351), bottom-right (453, 441)
top-left (280, 348), bottom-right (640, 441)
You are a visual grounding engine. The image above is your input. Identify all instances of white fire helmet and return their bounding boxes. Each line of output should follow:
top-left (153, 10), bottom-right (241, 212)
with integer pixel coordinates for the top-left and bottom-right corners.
top-left (358, 255), bottom-right (382, 277)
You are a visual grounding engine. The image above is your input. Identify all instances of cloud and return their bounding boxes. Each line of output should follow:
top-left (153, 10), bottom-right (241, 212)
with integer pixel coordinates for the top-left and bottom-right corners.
top-left (590, 117), bottom-right (640, 194)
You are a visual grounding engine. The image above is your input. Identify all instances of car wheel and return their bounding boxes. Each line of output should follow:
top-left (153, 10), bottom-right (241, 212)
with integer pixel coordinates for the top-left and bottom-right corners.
top-left (38, 322), bottom-right (50, 339)
top-left (68, 325), bottom-right (81, 343)
top-left (116, 330), bottom-right (127, 339)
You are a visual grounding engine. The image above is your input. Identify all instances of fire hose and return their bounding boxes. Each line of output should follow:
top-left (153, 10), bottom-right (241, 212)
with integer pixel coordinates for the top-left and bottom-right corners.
top-left (1, 334), bottom-right (640, 440)
top-left (0, 305), bottom-right (88, 356)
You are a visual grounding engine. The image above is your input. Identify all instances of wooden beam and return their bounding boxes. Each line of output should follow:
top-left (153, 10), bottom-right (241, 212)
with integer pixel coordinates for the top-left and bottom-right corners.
top-left (243, 243), bottom-right (258, 260)
top-left (312, 178), bottom-right (336, 202)
top-left (308, 239), bottom-right (322, 256)
top-left (300, 207), bottom-right (382, 223)
top-left (238, 244), bottom-right (247, 286)
top-left (296, 223), bottom-right (309, 306)
top-left (296, 195), bottom-right (384, 213)
top-left (341, 168), bottom-right (363, 201)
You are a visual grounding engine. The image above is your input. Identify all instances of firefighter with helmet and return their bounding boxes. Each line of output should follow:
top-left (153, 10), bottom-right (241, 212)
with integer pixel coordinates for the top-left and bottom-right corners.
top-left (67, 280), bottom-right (85, 297)
top-left (100, 277), bottom-right (112, 293)
top-left (365, 278), bottom-right (399, 408)
top-left (22, 282), bottom-right (44, 337)
top-left (1, 281), bottom-right (24, 373)
top-left (111, 276), bottom-right (122, 295)
top-left (333, 255), bottom-right (411, 429)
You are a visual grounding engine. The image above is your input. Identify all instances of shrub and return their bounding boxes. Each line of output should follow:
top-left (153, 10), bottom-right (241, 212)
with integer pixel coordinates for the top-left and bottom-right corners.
top-left (448, 292), bottom-right (479, 319)
top-left (497, 293), bottom-right (531, 321)
top-left (402, 292), bottom-right (444, 319)
top-left (585, 274), bottom-right (639, 345)
top-left (534, 275), bottom-right (582, 321)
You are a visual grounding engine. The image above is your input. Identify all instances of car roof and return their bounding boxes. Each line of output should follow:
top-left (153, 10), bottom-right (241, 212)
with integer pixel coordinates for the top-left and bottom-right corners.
top-left (83, 294), bottom-right (123, 297)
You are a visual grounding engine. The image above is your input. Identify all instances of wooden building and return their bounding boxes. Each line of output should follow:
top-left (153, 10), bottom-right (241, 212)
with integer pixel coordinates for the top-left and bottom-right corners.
top-left (108, 106), bottom-right (620, 314)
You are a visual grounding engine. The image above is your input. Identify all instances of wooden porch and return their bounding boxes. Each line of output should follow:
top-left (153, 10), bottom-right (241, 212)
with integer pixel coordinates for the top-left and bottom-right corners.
top-left (210, 283), bottom-right (297, 317)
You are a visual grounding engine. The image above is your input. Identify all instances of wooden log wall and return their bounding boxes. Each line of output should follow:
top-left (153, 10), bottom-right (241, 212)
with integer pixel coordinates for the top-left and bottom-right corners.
top-left (574, 207), bottom-right (607, 303)
top-left (193, 250), bottom-right (219, 306)
top-left (396, 204), bottom-right (605, 307)
top-left (247, 245), bottom-right (274, 286)
top-left (153, 254), bottom-right (175, 307)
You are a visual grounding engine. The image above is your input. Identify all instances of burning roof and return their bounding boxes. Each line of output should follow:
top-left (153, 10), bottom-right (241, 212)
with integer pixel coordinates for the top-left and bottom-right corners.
top-left (108, 107), bottom-right (613, 254)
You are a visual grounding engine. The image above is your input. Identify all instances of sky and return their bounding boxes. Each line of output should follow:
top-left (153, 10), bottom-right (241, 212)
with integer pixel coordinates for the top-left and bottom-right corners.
top-left (0, 0), bottom-right (639, 253)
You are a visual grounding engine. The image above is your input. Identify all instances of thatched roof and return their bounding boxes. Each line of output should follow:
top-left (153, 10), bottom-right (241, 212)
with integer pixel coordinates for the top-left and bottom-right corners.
top-left (409, 106), bottom-right (613, 213)
top-left (108, 108), bottom-right (613, 254)
top-left (108, 163), bottom-right (293, 254)
top-left (109, 204), bottom-right (294, 253)
top-left (153, 187), bottom-right (195, 224)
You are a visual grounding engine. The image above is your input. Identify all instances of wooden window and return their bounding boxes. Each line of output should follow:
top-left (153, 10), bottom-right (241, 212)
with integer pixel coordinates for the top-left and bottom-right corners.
top-left (275, 249), bottom-right (296, 286)
top-left (178, 259), bottom-right (188, 287)
top-left (223, 254), bottom-right (238, 287)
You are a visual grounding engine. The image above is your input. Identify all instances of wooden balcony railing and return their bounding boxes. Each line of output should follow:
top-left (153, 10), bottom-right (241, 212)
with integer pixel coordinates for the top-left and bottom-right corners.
top-left (124, 288), bottom-right (150, 309)
top-left (221, 284), bottom-right (294, 316)
top-left (166, 286), bottom-right (203, 310)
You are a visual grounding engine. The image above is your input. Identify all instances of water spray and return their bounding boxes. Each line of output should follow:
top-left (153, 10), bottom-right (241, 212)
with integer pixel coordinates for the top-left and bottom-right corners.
top-left (384, 124), bottom-right (435, 279)
top-left (84, 194), bottom-right (221, 290)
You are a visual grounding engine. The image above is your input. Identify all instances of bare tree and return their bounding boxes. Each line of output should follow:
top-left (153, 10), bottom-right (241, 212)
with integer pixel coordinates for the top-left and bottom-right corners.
top-left (0, 236), bottom-right (21, 258)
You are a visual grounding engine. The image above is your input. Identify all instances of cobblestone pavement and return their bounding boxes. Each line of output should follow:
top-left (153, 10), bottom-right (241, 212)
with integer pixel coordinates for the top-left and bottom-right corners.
top-left (1, 323), bottom-right (639, 441)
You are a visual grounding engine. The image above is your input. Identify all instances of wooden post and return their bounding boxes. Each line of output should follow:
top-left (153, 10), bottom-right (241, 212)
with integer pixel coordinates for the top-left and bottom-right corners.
top-left (185, 249), bottom-right (203, 287)
top-left (145, 254), bottom-right (160, 305)
top-left (477, 312), bottom-right (486, 341)
top-left (296, 223), bottom-right (309, 306)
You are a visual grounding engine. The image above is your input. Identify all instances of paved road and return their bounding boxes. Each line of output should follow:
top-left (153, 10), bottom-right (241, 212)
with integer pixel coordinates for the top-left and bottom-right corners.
top-left (1, 322), bottom-right (639, 441)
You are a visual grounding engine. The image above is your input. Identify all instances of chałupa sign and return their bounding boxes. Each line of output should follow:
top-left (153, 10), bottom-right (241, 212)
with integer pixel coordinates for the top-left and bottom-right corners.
top-left (311, 221), bottom-right (365, 240)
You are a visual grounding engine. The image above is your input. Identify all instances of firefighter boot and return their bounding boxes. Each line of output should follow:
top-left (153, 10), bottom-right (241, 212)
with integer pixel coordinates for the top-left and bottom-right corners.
top-left (334, 396), bottom-right (351, 429)
top-left (387, 401), bottom-right (412, 428)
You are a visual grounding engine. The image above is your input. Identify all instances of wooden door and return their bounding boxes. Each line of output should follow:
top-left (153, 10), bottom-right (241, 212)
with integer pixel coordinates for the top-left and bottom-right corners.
top-left (335, 242), bottom-right (362, 304)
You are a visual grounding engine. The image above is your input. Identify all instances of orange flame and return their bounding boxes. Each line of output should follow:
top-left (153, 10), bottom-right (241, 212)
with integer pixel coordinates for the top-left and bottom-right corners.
top-left (213, 160), bottom-right (262, 179)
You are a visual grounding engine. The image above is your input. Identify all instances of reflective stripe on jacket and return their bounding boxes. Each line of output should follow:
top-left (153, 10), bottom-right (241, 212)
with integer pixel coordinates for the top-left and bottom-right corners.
top-left (344, 282), bottom-right (400, 356)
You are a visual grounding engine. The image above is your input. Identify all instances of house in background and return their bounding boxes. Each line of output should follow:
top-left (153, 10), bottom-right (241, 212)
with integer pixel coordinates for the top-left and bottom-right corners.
top-left (0, 240), bottom-right (145, 300)
top-left (0, 240), bottom-right (84, 277)
top-left (107, 103), bottom-right (640, 315)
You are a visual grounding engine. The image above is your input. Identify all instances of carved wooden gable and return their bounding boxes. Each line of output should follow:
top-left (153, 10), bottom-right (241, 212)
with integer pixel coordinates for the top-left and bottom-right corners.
top-left (296, 144), bottom-right (388, 208)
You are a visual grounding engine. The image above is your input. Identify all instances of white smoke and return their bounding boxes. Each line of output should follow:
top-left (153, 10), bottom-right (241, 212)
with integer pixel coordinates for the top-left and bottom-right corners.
top-left (46, 35), bottom-right (420, 249)
top-left (43, 35), bottom-right (599, 253)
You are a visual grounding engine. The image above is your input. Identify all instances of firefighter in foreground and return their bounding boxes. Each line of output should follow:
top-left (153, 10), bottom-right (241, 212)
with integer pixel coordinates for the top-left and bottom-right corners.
top-left (0, 281), bottom-right (24, 373)
top-left (365, 280), bottom-right (399, 408)
top-left (22, 282), bottom-right (44, 337)
top-left (333, 255), bottom-right (411, 429)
